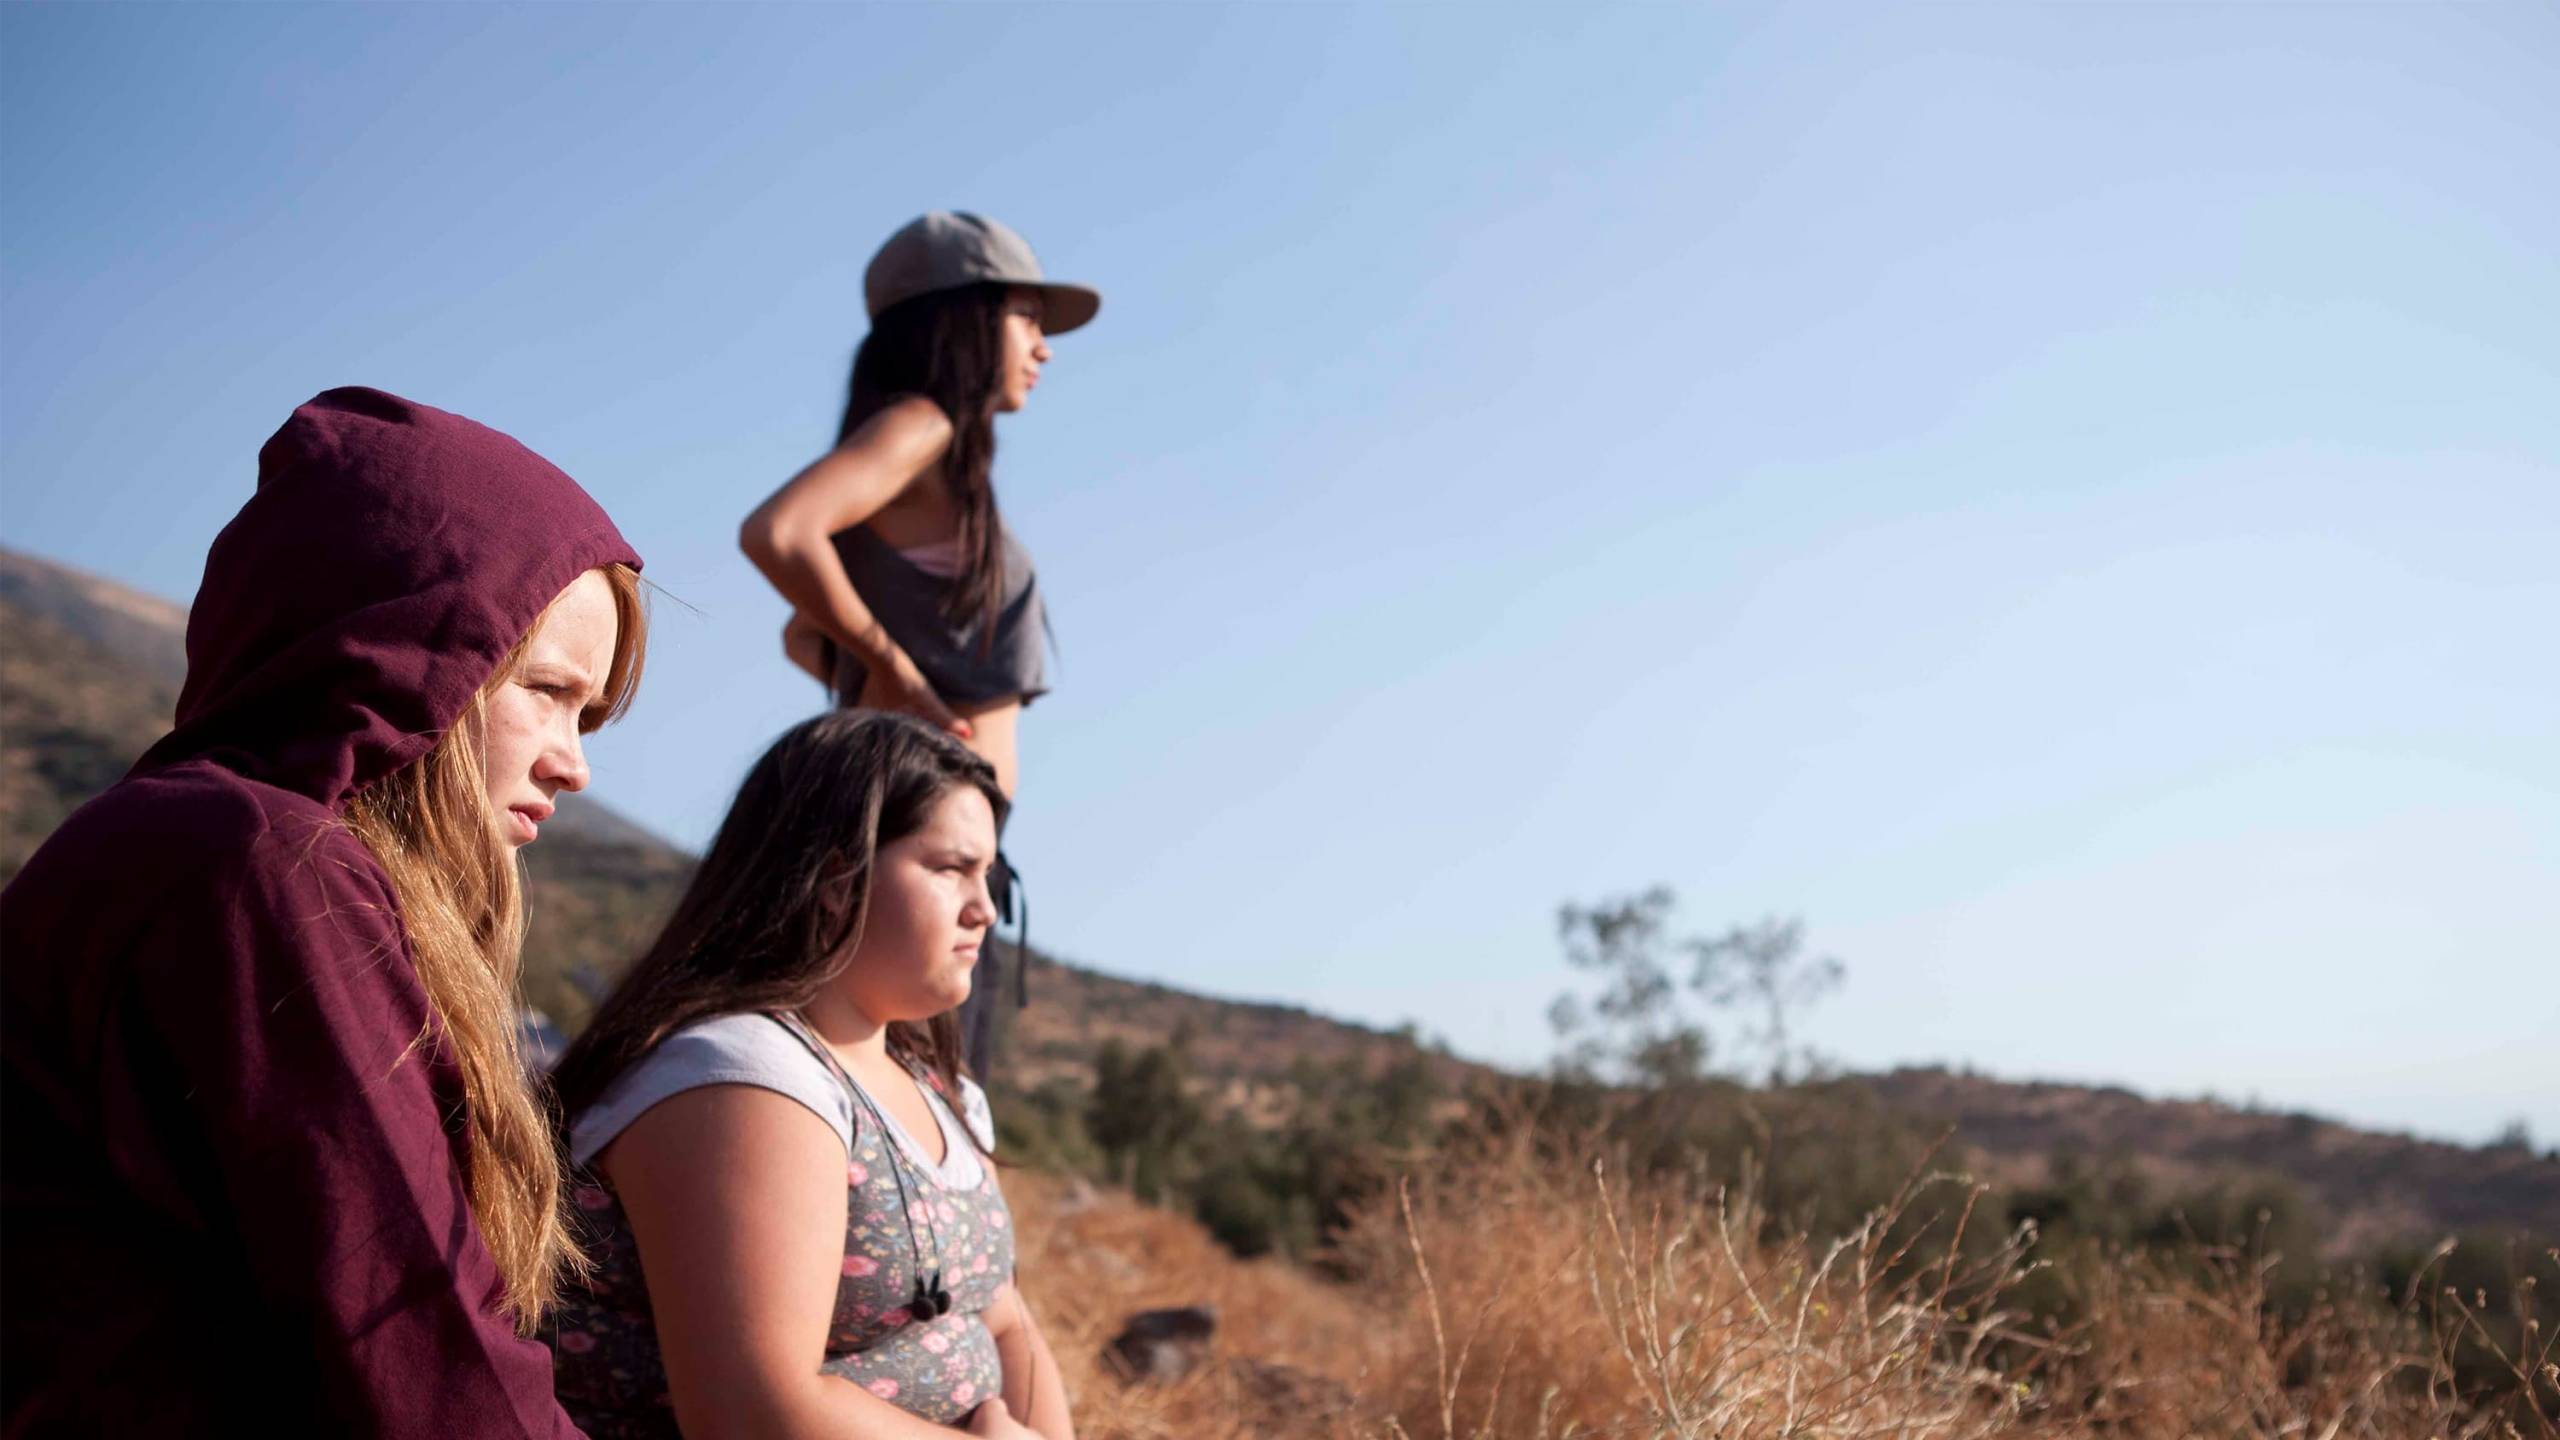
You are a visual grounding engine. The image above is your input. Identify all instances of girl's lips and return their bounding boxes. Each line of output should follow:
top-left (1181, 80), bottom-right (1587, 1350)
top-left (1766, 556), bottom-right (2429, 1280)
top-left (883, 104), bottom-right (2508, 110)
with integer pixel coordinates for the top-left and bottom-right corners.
top-left (507, 807), bottom-right (543, 844)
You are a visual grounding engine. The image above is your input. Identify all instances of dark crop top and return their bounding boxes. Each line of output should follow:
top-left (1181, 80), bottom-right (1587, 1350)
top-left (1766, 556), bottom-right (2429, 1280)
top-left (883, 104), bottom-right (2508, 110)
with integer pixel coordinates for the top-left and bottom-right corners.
top-left (827, 525), bottom-right (1049, 710)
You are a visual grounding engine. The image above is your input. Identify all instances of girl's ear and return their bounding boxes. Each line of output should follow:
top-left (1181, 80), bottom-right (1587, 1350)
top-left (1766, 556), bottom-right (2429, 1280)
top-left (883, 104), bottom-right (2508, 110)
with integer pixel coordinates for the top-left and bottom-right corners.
top-left (810, 857), bottom-right (867, 961)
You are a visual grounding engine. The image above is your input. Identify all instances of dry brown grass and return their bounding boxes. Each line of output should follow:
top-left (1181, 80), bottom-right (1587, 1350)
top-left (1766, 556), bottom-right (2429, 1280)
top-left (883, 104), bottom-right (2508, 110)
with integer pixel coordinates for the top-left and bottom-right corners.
top-left (1006, 1122), bottom-right (2553, 1440)
top-left (1007, 1166), bottom-right (1376, 1439)
top-left (1329, 1126), bottom-right (2040, 1440)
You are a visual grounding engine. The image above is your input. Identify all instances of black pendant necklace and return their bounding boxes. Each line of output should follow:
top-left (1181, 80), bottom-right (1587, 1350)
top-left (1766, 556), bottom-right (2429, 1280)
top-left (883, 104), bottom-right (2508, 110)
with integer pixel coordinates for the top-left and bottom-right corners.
top-left (909, 1267), bottom-right (955, 1321)
top-left (847, 1053), bottom-right (953, 1323)
top-left (783, 1014), bottom-right (958, 1326)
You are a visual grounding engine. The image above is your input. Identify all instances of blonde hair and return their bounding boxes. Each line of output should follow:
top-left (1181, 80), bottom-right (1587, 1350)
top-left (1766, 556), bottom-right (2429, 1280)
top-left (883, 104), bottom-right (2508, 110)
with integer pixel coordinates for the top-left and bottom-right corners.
top-left (344, 561), bottom-right (647, 1329)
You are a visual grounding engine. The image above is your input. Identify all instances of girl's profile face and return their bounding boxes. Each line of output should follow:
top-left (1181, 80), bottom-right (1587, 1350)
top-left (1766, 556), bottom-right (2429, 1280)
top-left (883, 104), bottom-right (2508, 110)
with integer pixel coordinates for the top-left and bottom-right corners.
top-left (993, 287), bottom-right (1050, 415)
top-left (481, 568), bottom-right (620, 849)
top-left (836, 783), bottom-right (1000, 1025)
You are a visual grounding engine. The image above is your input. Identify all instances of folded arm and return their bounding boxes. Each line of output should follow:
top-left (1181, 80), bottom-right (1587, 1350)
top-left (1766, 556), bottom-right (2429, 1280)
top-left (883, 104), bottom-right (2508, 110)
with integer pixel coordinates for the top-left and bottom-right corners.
top-left (984, 1283), bottom-right (1076, 1440)
top-left (739, 396), bottom-right (949, 676)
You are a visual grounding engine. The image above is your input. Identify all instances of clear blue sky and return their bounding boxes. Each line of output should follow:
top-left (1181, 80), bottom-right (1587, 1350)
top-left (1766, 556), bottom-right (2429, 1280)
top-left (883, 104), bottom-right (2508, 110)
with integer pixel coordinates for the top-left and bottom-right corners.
top-left (6, 4), bottom-right (2553, 1144)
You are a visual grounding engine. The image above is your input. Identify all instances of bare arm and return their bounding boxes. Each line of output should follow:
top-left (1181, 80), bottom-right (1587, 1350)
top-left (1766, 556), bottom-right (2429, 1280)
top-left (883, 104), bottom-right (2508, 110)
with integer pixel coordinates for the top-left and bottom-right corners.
top-left (984, 1284), bottom-right (1075, 1440)
top-left (740, 397), bottom-right (968, 734)
top-left (598, 1085), bottom-right (1036, 1440)
top-left (781, 612), bottom-right (833, 688)
top-left (955, 699), bottom-right (1020, 799)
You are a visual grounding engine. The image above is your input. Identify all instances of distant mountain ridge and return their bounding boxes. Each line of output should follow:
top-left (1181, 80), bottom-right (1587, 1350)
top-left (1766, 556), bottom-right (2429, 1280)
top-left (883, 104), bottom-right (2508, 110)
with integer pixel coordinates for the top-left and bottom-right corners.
top-left (1864, 1066), bottom-right (2556, 1257)
top-left (1, 549), bottom-right (189, 880)
top-left (0, 549), bottom-right (189, 686)
top-left (4, 544), bottom-right (2551, 1250)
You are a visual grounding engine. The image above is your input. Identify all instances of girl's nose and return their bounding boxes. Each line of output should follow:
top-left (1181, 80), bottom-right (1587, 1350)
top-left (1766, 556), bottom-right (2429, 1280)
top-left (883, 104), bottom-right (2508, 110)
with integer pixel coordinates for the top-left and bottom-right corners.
top-left (540, 728), bottom-right (591, 793)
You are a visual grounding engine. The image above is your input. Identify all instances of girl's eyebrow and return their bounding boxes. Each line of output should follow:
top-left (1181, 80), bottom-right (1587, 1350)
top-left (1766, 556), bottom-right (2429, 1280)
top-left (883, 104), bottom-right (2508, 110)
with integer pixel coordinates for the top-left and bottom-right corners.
top-left (527, 658), bottom-right (610, 729)
top-left (524, 659), bottom-right (601, 695)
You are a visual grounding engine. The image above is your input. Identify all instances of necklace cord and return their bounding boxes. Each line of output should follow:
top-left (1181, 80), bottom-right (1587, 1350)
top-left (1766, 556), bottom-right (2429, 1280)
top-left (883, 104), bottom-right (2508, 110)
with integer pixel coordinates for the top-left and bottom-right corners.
top-left (774, 1013), bottom-right (952, 1319)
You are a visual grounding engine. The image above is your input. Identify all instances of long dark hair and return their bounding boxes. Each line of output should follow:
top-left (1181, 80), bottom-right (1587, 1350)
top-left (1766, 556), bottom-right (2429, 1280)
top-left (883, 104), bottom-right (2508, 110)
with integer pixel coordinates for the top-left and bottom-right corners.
top-left (549, 710), bottom-right (1009, 1130)
top-left (837, 284), bottom-right (1010, 647)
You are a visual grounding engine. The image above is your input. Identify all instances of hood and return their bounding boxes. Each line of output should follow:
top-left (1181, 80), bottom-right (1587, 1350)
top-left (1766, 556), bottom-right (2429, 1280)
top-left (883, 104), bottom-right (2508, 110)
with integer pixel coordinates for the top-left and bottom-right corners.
top-left (134, 386), bottom-right (642, 808)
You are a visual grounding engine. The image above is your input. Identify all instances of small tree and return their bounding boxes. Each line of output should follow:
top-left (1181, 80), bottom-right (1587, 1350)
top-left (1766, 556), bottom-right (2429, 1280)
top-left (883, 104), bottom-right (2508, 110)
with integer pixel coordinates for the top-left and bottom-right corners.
top-left (1690, 915), bottom-right (1844, 1084)
top-left (1548, 887), bottom-right (1705, 1086)
top-left (1548, 887), bottom-right (1843, 1086)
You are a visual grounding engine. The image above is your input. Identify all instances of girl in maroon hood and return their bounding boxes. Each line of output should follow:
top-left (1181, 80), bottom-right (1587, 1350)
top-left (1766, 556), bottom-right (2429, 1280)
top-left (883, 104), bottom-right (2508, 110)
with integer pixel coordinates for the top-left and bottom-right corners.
top-left (1, 388), bottom-right (648, 1436)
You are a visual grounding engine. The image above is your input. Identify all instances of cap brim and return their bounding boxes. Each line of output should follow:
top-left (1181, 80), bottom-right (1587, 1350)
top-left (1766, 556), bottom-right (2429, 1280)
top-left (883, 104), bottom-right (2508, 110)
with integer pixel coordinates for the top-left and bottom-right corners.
top-left (1033, 283), bottom-right (1101, 336)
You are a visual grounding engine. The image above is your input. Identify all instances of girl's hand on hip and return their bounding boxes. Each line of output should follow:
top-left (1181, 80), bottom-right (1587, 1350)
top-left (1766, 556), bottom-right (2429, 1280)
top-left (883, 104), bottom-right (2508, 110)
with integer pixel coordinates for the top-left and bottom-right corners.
top-left (860, 654), bottom-right (973, 740)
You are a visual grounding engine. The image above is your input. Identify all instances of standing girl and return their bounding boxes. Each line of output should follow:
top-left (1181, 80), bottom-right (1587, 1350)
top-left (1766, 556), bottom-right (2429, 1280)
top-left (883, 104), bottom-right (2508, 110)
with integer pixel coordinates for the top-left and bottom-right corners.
top-left (741, 210), bottom-right (1098, 1072)
top-left (546, 710), bottom-right (1073, 1440)
top-left (0, 388), bottom-right (649, 1434)
top-left (739, 209), bottom-right (1099, 800)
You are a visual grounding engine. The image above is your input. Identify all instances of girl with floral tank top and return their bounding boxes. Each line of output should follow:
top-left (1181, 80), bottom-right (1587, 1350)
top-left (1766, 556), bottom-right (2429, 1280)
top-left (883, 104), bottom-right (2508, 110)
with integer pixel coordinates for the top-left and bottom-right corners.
top-left (545, 712), bottom-right (1072, 1439)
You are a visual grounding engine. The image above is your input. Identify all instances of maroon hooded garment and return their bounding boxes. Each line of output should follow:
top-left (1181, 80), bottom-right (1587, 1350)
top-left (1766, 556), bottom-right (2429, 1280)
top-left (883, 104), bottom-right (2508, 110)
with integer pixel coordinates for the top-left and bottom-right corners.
top-left (2, 387), bottom-right (639, 1436)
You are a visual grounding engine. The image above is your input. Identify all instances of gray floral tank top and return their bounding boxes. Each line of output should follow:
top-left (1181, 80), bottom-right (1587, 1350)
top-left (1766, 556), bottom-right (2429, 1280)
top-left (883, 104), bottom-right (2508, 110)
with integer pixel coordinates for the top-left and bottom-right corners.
top-left (546, 1014), bottom-right (1016, 1433)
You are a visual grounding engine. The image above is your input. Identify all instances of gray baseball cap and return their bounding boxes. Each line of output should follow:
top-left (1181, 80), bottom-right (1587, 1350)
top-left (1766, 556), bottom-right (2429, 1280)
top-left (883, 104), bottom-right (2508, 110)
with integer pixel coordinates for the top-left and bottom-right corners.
top-left (863, 211), bottom-right (1101, 335)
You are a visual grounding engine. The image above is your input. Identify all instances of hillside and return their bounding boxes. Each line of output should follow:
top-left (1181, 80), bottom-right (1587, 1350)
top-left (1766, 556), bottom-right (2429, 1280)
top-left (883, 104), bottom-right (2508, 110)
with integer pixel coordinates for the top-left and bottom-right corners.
top-left (1866, 1066), bottom-right (2559, 1258)
top-left (0, 557), bottom-right (184, 876)
top-left (999, 950), bottom-right (1487, 1120)
top-left (993, 1129), bottom-right (2551, 1440)
top-left (4, 545), bottom-right (2551, 1256)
